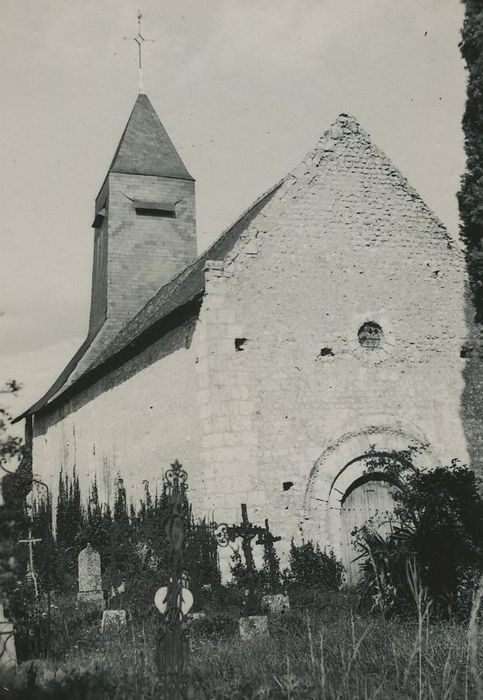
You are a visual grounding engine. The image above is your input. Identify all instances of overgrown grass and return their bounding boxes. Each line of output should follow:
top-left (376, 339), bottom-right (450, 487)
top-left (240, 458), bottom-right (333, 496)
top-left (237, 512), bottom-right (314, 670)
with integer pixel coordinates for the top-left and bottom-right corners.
top-left (1, 590), bottom-right (482, 699)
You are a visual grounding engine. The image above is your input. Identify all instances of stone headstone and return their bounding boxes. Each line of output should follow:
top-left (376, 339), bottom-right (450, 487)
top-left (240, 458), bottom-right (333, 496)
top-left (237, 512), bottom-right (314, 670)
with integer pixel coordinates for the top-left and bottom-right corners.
top-left (239, 615), bottom-right (269, 641)
top-left (101, 609), bottom-right (127, 633)
top-left (261, 593), bottom-right (290, 615)
top-left (0, 604), bottom-right (17, 670)
top-left (77, 543), bottom-right (104, 611)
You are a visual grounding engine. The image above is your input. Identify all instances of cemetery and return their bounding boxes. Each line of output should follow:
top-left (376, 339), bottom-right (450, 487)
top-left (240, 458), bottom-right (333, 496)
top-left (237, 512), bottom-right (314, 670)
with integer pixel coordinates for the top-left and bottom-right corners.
top-left (1, 456), bottom-right (483, 699)
top-left (2, 2), bottom-right (483, 698)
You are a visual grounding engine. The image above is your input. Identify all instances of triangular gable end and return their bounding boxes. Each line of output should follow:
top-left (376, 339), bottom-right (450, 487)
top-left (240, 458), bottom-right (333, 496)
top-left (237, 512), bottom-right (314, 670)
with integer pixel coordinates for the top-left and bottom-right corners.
top-left (271, 113), bottom-right (456, 251)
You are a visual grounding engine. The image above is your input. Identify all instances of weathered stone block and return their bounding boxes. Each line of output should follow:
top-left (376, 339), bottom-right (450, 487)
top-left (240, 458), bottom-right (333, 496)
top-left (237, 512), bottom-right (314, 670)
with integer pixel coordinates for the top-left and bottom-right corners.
top-left (191, 611), bottom-right (208, 621)
top-left (101, 609), bottom-right (127, 633)
top-left (239, 615), bottom-right (269, 641)
top-left (261, 594), bottom-right (290, 614)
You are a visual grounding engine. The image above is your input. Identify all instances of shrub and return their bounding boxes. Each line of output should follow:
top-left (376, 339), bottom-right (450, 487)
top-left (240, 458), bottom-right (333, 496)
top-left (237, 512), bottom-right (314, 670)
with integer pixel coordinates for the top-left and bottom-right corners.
top-left (286, 540), bottom-right (344, 594)
top-left (354, 457), bottom-right (483, 617)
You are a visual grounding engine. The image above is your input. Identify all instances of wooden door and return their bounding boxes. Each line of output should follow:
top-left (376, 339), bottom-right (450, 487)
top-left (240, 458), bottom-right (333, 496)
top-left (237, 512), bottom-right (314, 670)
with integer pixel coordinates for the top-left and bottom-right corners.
top-left (340, 479), bottom-right (397, 586)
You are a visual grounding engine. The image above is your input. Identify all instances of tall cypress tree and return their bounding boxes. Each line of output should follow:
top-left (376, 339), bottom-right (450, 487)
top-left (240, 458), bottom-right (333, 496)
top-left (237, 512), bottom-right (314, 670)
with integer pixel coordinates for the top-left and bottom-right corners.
top-left (459, 3), bottom-right (483, 473)
top-left (459, 2), bottom-right (483, 321)
top-left (110, 477), bottom-right (133, 591)
top-left (55, 470), bottom-right (66, 548)
top-left (55, 469), bottom-right (83, 590)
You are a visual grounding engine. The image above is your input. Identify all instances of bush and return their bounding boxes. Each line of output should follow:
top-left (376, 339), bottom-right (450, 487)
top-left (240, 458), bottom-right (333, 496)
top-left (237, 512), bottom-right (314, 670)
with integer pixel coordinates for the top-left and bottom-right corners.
top-left (354, 458), bottom-right (483, 617)
top-left (285, 540), bottom-right (344, 594)
top-left (10, 588), bottom-right (103, 662)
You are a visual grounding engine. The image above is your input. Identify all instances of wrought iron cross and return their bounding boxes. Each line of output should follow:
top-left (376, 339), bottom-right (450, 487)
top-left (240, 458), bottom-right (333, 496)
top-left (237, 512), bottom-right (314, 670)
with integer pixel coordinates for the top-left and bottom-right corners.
top-left (256, 519), bottom-right (282, 594)
top-left (124, 10), bottom-right (155, 93)
top-left (215, 504), bottom-right (266, 614)
top-left (155, 460), bottom-right (191, 697)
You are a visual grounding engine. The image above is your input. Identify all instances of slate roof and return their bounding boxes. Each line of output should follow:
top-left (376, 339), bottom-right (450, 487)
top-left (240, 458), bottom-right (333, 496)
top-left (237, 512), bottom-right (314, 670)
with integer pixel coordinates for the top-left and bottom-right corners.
top-left (14, 180), bottom-right (282, 422)
top-left (89, 183), bottom-right (282, 371)
top-left (109, 93), bottom-right (193, 180)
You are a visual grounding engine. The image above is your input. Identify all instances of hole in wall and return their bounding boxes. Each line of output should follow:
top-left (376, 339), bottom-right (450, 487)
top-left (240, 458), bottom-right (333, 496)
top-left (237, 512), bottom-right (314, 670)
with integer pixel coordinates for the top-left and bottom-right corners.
top-left (235, 338), bottom-right (248, 351)
top-left (283, 481), bottom-right (294, 491)
top-left (319, 347), bottom-right (334, 357)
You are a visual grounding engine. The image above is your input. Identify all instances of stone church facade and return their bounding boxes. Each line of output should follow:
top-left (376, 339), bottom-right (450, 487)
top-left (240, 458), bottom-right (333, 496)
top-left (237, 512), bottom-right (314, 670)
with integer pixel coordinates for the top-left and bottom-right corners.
top-left (17, 93), bottom-right (477, 578)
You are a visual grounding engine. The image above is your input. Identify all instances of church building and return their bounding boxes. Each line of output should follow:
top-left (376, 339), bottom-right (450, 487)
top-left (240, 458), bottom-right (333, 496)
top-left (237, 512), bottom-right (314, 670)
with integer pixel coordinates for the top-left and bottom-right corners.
top-left (16, 91), bottom-right (475, 579)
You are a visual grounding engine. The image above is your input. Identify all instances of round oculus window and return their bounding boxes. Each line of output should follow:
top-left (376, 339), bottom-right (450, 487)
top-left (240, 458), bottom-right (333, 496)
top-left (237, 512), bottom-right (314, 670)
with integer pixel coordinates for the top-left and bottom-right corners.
top-left (358, 321), bottom-right (383, 350)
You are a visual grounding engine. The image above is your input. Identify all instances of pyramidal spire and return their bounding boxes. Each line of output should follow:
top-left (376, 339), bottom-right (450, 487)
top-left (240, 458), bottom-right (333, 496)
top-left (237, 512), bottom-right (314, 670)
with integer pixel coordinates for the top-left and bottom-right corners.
top-left (109, 94), bottom-right (193, 180)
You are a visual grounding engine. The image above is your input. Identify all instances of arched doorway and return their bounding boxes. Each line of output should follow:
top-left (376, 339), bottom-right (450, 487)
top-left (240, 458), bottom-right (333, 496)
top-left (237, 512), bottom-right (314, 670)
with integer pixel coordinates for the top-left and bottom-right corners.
top-left (302, 420), bottom-right (432, 586)
top-left (339, 468), bottom-right (399, 585)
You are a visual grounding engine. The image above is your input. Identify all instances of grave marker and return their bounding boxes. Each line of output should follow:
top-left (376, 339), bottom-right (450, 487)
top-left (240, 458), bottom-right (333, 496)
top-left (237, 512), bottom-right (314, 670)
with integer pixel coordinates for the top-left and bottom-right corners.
top-left (78, 543), bottom-right (104, 611)
top-left (101, 609), bottom-right (127, 633)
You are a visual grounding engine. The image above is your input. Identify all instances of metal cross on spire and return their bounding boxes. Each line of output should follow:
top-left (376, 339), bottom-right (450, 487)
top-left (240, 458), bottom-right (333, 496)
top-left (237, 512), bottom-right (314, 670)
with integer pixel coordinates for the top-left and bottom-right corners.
top-left (124, 10), bottom-right (155, 94)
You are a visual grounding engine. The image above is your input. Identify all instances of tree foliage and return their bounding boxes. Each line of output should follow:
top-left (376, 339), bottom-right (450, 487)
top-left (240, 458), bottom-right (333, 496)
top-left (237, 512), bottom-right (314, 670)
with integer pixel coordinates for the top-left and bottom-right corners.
top-left (355, 458), bottom-right (483, 617)
top-left (27, 466), bottom-right (220, 617)
top-left (287, 540), bottom-right (344, 593)
top-left (0, 383), bottom-right (31, 612)
top-left (459, 1), bottom-right (483, 320)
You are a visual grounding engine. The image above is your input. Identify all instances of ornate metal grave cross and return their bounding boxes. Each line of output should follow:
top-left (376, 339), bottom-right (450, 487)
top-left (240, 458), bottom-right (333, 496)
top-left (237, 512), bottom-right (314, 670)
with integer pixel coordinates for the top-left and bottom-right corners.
top-left (18, 528), bottom-right (42, 598)
top-left (256, 518), bottom-right (282, 594)
top-left (154, 460), bottom-right (193, 698)
top-left (215, 504), bottom-right (281, 611)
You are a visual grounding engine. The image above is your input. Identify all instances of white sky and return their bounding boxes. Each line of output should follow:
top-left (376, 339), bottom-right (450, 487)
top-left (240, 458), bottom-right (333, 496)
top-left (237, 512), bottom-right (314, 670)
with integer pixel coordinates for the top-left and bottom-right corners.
top-left (0, 0), bottom-right (466, 424)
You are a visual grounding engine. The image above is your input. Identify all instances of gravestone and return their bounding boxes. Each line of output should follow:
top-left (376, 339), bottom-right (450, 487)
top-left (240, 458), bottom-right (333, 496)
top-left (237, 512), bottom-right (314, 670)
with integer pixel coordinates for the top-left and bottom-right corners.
top-left (78, 543), bottom-right (104, 611)
top-left (0, 603), bottom-right (17, 670)
top-left (101, 609), bottom-right (127, 633)
top-left (239, 615), bottom-right (269, 640)
top-left (261, 593), bottom-right (290, 615)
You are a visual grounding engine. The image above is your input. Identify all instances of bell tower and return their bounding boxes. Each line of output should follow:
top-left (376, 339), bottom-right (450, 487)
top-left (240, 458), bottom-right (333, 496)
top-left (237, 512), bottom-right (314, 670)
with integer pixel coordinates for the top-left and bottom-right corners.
top-left (88, 93), bottom-right (197, 338)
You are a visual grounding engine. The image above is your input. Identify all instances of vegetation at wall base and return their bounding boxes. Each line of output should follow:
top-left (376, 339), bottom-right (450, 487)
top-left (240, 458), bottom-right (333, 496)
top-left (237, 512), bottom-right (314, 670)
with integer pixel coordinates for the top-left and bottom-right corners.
top-left (2, 588), bottom-right (483, 699)
top-left (354, 456), bottom-right (483, 618)
top-left (286, 540), bottom-right (344, 596)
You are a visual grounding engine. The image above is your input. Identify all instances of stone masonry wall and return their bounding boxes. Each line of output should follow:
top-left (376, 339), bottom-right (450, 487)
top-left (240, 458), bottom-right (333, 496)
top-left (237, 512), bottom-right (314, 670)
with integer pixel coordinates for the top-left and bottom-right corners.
top-left (197, 115), bottom-right (471, 564)
top-left (32, 316), bottom-right (204, 518)
top-left (30, 115), bottom-right (477, 571)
